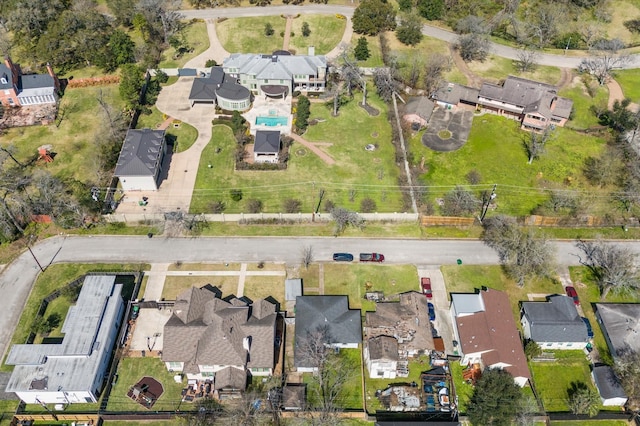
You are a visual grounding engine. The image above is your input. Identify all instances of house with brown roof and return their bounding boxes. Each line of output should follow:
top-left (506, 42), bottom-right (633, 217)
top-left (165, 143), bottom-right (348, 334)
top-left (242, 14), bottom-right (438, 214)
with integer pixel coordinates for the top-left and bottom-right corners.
top-left (364, 292), bottom-right (435, 379)
top-left (450, 288), bottom-right (530, 387)
top-left (162, 286), bottom-right (277, 393)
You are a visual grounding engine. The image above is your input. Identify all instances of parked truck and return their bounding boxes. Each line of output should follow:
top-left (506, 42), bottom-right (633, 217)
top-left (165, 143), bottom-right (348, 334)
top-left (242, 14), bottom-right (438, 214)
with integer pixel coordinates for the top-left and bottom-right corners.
top-left (359, 253), bottom-right (385, 262)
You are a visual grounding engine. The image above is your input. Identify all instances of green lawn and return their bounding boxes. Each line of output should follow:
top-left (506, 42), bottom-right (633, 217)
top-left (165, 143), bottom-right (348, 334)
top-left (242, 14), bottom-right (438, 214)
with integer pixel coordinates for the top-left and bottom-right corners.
top-left (107, 357), bottom-right (185, 412)
top-left (243, 275), bottom-right (285, 305)
top-left (1, 85), bottom-right (124, 184)
top-left (190, 93), bottom-right (402, 214)
top-left (529, 351), bottom-right (596, 412)
top-left (303, 347), bottom-right (364, 410)
top-left (2, 264), bottom-right (148, 372)
top-left (217, 16), bottom-right (287, 53)
top-left (158, 20), bottom-right (209, 68)
top-left (136, 106), bottom-right (198, 152)
top-left (288, 15), bottom-right (347, 55)
top-left (449, 361), bottom-right (474, 415)
top-left (560, 83), bottom-right (609, 130)
top-left (363, 355), bottom-right (432, 413)
top-left (412, 114), bottom-right (608, 216)
top-left (322, 264), bottom-right (419, 312)
top-left (614, 69), bottom-right (640, 102)
top-left (467, 55), bottom-right (562, 85)
top-left (161, 276), bottom-right (239, 300)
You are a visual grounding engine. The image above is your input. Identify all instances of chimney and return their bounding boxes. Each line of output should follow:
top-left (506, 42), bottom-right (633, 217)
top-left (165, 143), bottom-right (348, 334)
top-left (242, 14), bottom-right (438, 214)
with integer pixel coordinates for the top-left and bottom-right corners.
top-left (4, 56), bottom-right (19, 87)
top-left (308, 46), bottom-right (315, 56)
top-left (46, 63), bottom-right (60, 92)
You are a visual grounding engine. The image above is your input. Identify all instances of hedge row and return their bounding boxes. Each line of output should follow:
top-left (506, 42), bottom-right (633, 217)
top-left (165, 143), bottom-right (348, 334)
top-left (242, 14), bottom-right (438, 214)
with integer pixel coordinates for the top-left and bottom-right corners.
top-left (67, 75), bottom-right (120, 88)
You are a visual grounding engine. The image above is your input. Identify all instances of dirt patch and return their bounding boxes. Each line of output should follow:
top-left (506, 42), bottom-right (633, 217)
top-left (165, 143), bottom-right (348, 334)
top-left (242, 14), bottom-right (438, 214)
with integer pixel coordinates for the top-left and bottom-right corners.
top-left (0, 104), bottom-right (57, 128)
top-left (359, 102), bottom-right (380, 116)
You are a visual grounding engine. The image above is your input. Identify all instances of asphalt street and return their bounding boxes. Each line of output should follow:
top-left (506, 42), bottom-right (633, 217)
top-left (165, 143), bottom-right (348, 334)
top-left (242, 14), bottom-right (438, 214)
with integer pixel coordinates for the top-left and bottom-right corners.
top-left (178, 5), bottom-right (640, 69)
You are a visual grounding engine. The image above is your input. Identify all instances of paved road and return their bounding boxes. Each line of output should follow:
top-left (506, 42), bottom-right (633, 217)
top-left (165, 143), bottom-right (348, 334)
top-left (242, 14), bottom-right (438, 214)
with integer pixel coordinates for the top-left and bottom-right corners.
top-left (4, 235), bottom-right (640, 361)
top-left (179, 5), bottom-right (640, 69)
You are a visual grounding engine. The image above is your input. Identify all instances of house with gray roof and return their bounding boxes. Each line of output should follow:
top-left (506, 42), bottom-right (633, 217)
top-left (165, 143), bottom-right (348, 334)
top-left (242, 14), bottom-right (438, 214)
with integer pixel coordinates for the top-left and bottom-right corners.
top-left (592, 364), bottom-right (628, 406)
top-left (188, 66), bottom-right (252, 111)
top-left (162, 286), bottom-right (277, 391)
top-left (0, 56), bottom-right (59, 108)
top-left (114, 129), bottom-right (167, 191)
top-left (477, 76), bottom-right (572, 130)
top-left (403, 96), bottom-right (435, 129)
top-left (5, 275), bottom-right (125, 404)
top-left (521, 295), bottom-right (590, 350)
top-left (294, 296), bottom-right (361, 372)
top-left (223, 50), bottom-right (327, 97)
top-left (595, 303), bottom-right (640, 359)
top-left (432, 83), bottom-right (480, 110)
top-left (253, 130), bottom-right (281, 163)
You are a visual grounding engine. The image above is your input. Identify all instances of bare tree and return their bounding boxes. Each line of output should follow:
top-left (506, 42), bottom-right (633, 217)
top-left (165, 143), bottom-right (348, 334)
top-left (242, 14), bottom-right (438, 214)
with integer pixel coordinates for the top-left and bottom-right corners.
top-left (526, 4), bottom-right (561, 47)
top-left (301, 245), bottom-right (313, 269)
top-left (575, 239), bottom-right (640, 299)
top-left (614, 351), bottom-right (640, 414)
top-left (515, 47), bottom-right (539, 72)
top-left (423, 53), bottom-right (451, 95)
top-left (373, 66), bottom-right (401, 103)
top-left (455, 34), bottom-right (490, 62)
top-left (330, 207), bottom-right (364, 236)
top-left (442, 186), bottom-right (479, 216)
top-left (339, 52), bottom-right (366, 106)
top-left (482, 215), bottom-right (555, 286)
top-left (523, 126), bottom-right (554, 164)
top-left (579, 38), bottom-right (631, 85)
top-left (515, 394), bottom-right (539, 426)
top-left (181, 398), bottom-right (223, 425)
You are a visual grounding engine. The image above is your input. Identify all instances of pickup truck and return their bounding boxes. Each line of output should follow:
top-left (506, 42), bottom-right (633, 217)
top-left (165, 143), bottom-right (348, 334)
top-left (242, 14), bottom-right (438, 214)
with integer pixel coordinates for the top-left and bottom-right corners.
top-left (359, 253), bottom-right (385, 262)
top-left (421, 277), bottom-right (433, 299)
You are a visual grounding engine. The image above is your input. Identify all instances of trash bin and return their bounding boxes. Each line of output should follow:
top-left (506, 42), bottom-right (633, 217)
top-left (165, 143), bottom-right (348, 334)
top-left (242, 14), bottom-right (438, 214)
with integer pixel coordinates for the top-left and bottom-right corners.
top-left (147, 233), bottom-right (153, 238)
top-left (457, 259), bottom-right (462, 265)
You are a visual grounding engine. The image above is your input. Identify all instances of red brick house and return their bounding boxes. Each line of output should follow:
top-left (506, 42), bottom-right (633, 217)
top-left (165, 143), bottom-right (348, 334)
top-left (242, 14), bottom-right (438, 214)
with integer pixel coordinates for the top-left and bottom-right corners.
top-left (0, 56), bottom-right (60, 108)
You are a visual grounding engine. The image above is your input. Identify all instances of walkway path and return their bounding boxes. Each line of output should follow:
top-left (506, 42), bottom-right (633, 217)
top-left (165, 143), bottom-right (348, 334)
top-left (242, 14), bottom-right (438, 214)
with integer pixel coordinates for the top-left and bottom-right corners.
top-left (144, 263), bottom-right (171, 301)
top-left (607, 78), bottom-right (640, 112)
top-left (288, 133), bottom-right (336, 165)
top-left (185, 19), bottom-right (229, 68)
top-left (282, 16), bottom-right (293, 51)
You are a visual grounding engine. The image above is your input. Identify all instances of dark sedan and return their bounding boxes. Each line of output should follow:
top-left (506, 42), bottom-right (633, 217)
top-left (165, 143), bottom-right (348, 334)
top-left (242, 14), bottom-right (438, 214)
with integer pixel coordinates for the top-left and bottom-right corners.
top-left (333, 253), bottom-right (354, 262)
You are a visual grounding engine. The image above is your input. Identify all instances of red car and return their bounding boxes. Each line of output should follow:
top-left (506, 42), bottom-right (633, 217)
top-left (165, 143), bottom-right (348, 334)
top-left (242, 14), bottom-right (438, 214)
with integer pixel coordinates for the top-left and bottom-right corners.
top-left (565, 286), bottom-right (580, 305)
top-left (421, 277), bottom-right (433, 299)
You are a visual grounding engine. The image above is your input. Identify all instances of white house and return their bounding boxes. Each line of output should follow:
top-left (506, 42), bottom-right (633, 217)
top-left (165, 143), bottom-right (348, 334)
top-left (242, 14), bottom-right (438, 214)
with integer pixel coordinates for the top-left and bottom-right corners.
top-left (521, 295), bottom-right (589, 350)
top-left (114, 129), bottom-right (167, 191)
top-left (5, 275), bottom-right (125, 404)
top-left (364, 336), bottom-right (399, 379)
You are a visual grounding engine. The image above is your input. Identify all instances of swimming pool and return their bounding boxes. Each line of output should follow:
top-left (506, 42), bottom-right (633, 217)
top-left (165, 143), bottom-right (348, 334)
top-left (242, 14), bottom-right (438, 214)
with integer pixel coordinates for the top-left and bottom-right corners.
top-left (256, 116), bottom-right (288, 126)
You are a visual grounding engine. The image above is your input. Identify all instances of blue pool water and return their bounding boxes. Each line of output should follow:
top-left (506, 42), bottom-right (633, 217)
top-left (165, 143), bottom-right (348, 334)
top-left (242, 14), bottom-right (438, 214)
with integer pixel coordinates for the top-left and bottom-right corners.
top-left (256, 116), bottom-right (288, 126)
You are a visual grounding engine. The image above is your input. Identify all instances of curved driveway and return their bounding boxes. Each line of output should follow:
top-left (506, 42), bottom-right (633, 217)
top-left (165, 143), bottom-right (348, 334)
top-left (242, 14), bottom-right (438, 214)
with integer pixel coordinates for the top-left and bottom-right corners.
top-left (179, 5), bottom-right (640, 69)
top-left (3, 235), bottom-right (640, 359)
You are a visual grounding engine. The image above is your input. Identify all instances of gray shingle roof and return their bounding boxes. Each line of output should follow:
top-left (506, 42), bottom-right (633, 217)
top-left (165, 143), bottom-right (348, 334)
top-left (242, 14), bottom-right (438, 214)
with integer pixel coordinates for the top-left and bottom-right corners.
top-left (294, 296), bottom-right (361, 368)
top-left (162, 286), bottom-right (276, 371)
top-left (0, 62), bottom-right (13, 90)
top-left (432, 83), bottom-right (479, 105)
top-left (593, 365), bottom-right (627, 401)
top-left (254, 130), bottom-right (281, 154)
top-left (114, 129), bottom-right (165, 177)
top-left (596, 303), bottom-right (640, 357)
top-left (522, 295), bottom-right (588, 343)
top-left (480, 76), bottom-right (557, 107)
top-left (214, 366), bottom-right (246, 390)
top-left (404, 96), bottom-right (435, 121)
top-left (20, 73), bottom-right (55, 90)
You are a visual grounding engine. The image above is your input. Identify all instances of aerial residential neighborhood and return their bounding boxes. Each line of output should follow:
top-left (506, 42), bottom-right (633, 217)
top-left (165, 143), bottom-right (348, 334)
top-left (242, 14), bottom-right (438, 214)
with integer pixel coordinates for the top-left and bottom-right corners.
top-left (1, 0), bottom-right (640, 425)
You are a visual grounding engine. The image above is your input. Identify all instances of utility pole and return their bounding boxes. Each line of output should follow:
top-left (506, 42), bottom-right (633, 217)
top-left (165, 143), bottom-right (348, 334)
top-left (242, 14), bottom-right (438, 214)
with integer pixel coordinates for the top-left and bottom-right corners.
top-left (479, 184), bottom-right (497, 223)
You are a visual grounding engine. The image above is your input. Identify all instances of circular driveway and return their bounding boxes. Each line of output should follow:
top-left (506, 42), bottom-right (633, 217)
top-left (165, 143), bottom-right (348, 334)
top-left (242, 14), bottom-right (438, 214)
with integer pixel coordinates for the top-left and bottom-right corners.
top-left (422, 108), bottom-right (474, 152)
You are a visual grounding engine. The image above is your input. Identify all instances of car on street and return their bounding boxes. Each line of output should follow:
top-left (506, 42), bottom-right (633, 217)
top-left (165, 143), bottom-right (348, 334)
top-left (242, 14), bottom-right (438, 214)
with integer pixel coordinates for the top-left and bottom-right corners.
top-left (421, 277), bottom-right (433, 299)
top-left (333, 253), bottom-right (354, 262)
top-left (428, 302), bottom-right (436, 321)
top-left (565, 286), bottom-right (579, 305)
top-left (359, 253), bottom-right (384, 262)
top-left (582, 317), bottom-right (594, 338)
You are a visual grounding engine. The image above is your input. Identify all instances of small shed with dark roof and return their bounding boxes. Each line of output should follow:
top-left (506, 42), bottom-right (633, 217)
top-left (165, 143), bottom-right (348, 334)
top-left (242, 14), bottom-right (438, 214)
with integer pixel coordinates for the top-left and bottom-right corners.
top-left (114, 129), bottom-right (167, 191)
top-left (592, 364), bottom-right (628, 406)
top-left (254, 130), bottom-right (281, 163)
top-left (282, 384), bottom-right (306, 410)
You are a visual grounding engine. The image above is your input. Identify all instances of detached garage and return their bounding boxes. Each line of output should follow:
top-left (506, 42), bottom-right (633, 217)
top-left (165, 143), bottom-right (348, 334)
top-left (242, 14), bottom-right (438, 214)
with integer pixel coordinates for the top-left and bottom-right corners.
top-left (114, 129), bottom-right (167, 191)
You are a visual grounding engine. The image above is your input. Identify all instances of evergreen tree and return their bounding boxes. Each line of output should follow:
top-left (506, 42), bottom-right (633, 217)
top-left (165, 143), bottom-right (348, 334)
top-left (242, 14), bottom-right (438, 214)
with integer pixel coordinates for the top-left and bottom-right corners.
top-left (354, 36), bottom-right (371, 61)
top-left (417, 0), bottom-right (445, 20)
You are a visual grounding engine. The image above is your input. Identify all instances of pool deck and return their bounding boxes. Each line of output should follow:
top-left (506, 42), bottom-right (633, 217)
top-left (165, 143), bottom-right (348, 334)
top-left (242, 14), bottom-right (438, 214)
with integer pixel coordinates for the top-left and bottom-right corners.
top-left (244, 94), bottom-right (293, 135)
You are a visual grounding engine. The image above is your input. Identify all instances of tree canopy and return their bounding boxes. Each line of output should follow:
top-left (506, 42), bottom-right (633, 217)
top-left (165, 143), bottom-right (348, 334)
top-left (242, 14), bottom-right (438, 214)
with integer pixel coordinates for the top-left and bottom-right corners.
top-left (467, 368), bottom-right (523, 426)
top-left (352, 0), bottom-right (396, 36)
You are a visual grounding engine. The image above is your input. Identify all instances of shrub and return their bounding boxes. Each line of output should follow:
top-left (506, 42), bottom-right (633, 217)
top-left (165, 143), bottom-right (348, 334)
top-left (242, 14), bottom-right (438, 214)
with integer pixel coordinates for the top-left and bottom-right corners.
top-left (466, 169), bottom-right (482, 185)
top-left (624, 18), bottom-right (640, 33)
top-left (283, 198), bottom-right (302, 213)
top-left (360, 197), bottom-right (377, 213)
top-left (324, 199), bottom-right (335, 213)
top-left (302, 21), bottom-right (311, 37)
top-left (230, 189), bottom-right (243, 202)
top-left (265, 23), bottom-right (274, 36)
top-left (205, 59), bottom-right (218, 67)
top-left (209, 200), bottom-right (226, 213)
top-left (246, 199), bottom-right (263, 213)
